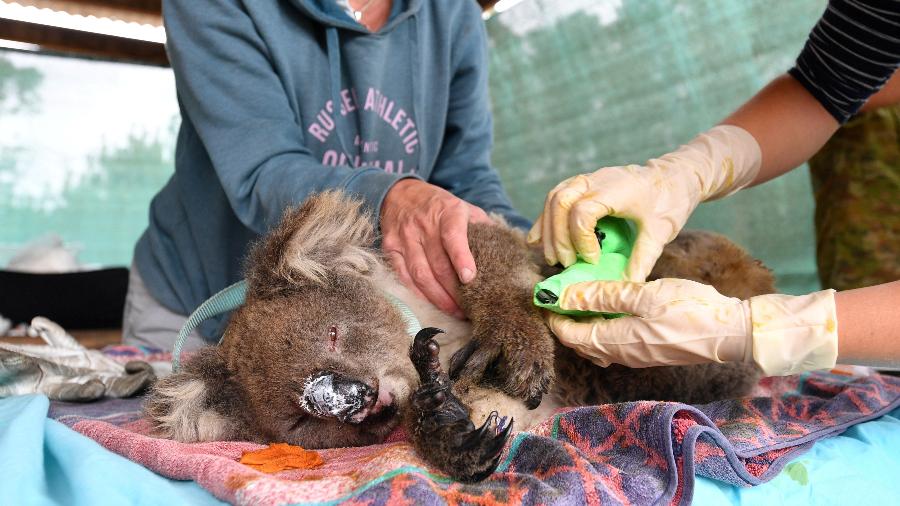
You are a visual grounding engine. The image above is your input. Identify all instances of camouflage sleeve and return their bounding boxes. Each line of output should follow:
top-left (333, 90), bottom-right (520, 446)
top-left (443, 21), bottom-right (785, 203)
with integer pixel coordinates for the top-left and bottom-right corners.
top-left (808, 104), bottom-right (900, 290)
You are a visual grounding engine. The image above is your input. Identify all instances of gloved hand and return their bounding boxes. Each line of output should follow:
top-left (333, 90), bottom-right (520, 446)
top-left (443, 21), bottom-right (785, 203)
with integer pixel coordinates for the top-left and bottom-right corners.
top-left (0, 317), bottom-right (155, 401)
top-left (547, 279), bottom-right (839, 377)
top-left (527, 125), bottom-right (762, 281)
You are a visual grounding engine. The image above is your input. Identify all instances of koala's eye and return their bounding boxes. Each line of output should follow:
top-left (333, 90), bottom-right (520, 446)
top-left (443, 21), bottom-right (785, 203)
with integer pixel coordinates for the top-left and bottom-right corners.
top-left (328, 325), bottom-right (338, 351)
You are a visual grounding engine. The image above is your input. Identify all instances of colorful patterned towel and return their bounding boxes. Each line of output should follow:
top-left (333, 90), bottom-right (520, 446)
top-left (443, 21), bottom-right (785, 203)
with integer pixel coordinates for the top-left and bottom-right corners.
top-left (49, 347), bottom-right (900, 505)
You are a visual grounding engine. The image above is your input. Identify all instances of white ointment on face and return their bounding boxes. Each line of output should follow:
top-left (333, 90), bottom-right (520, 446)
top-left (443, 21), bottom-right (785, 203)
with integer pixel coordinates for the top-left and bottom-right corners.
top-left (300, 373), bottom-right (367, 421)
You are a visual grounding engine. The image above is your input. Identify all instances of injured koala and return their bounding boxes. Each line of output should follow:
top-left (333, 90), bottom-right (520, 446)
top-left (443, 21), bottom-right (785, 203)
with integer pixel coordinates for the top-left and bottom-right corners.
top-left (145, 191), bottom-right (773, 482)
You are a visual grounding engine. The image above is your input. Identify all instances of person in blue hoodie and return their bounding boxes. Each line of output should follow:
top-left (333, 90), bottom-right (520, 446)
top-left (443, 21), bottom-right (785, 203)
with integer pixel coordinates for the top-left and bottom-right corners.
top-left (122, 0), bottom-right (529, 350)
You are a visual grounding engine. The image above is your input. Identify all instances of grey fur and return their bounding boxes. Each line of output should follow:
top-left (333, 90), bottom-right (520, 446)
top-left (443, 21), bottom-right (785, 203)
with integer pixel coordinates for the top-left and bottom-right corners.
top-left (144, 190), bottom-right (774, 477)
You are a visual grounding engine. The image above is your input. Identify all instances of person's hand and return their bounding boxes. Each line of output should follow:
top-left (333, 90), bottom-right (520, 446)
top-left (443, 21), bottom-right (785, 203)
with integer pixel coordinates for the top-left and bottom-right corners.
top-left (527, 125), bottom-right (762, 281)
top-left (546, 278), bottom-right (839, 376)
top-left (381, 179), bottom-right (492, 318)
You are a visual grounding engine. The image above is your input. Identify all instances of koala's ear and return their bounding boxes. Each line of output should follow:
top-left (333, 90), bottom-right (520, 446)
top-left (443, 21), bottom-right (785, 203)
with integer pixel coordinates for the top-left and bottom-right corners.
top-left (245, 191), bottom-right (379, 294)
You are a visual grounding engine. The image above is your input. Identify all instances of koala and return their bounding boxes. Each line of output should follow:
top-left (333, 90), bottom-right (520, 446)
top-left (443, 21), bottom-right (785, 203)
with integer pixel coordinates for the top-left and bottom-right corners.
top-left (145, 191), bottom-right (773, 482)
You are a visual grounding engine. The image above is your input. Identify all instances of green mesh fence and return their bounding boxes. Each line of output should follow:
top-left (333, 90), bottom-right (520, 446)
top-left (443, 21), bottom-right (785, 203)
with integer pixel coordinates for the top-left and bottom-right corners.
top-left (486, 0), bottom-right (827, 294)
top-left (0, 51), bottom-right (178, 268)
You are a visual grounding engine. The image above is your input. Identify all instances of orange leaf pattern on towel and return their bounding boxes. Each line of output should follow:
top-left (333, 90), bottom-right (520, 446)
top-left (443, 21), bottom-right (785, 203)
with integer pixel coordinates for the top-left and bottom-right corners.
top-left (240, 443), bottom-right (324, 473)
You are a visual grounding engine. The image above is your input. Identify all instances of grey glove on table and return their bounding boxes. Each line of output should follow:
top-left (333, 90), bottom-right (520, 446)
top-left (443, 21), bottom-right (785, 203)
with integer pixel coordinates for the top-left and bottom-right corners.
top-left (0, 317), bottom-right (155, 401)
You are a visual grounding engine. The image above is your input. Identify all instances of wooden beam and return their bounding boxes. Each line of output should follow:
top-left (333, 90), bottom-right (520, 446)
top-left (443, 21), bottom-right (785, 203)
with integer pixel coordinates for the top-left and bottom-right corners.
top-left (63, 0), bottom-right (161, 16)
top-left (7, 0), bottom-right (161, 24)
top-left (0, 0), bottom-right (495, 66)
top-left (13, 0), bottom-right (489, 16)
top-left (0, 17), bottom-right (168, 65)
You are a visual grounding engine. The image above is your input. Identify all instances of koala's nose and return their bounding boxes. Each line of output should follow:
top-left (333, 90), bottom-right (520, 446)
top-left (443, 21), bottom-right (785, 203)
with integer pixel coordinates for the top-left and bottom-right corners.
top-left (300, 371), bottom-right (376, 423)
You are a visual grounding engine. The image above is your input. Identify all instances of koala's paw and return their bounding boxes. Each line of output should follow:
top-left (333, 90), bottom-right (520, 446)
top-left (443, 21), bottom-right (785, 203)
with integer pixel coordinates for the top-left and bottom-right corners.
top-left (409, 328), bottom-right (513, 483)
top-left (448, 315), bottom-right (555, 410)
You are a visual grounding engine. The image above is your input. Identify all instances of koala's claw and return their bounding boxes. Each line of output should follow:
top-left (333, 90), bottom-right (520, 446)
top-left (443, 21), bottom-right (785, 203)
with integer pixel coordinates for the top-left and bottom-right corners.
top-left (455, 412), bottom-right (514, 482)
top-left (460, 411), bottom-right (513, 450)
top-left (448, 339), bottom-right (479, 381)
top-left (449, 333), bottom-right (555, 411)
top-left (411, 327), bottom-right (448, 386)
top-left (409, 329), bottom-right (511, 482)
top-left (470, 411), bottom-right (500, 443)
top-left (525, 362), bottom-right (554, 409)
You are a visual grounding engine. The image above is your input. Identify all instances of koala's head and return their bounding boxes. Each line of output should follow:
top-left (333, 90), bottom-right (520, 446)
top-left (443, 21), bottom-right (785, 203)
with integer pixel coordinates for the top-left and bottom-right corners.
top-left (219, 192), bottom-right (418, 448)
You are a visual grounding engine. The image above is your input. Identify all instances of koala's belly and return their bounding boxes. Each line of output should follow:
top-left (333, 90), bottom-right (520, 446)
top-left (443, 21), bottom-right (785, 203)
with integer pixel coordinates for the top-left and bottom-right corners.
top-left (373, 265), bottom-right (472, 371)
top-left (373, 265), bottom-right (563, 431)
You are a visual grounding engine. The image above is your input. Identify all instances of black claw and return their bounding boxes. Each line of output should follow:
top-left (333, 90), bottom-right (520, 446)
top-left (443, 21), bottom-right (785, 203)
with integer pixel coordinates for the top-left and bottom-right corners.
top-left (478, 411), bottom-right (500, 434)
top-left (461, 411), bottom-right (500, 450)
top-left (411, 327), bottom-right (446, 382)
top-left (525, 392), bottom-right (542, 410)
top-left (467, 421), bottom-right (513, 482)
top-left (524, 363), bottom-right (550, 409)
top-left (486, 419), bottom-right (514, 455)
top-left (535, 288), bottom-right (558, 305)
top-left (414, 326), bottom-right (445, 344)
top-left (448, 339), bottom-right (480, 380)
top-left (457, 417), bottom-right (513, 482)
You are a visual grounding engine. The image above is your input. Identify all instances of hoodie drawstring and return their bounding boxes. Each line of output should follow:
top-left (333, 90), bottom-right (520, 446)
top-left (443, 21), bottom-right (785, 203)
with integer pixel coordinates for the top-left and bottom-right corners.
top-left (407, 14), bottom-right (425, 174)
top-left (325, 26), bottom-right (356, 165)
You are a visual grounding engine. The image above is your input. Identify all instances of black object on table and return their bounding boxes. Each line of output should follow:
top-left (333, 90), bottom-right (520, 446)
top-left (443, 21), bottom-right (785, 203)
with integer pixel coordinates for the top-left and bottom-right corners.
top-left (0, 268), bottom-right (129, 329)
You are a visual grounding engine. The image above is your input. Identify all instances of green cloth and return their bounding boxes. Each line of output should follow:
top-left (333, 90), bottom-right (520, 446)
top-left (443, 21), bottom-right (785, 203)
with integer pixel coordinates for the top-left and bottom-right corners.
top-left (533, 217), bottom-right (633, 316)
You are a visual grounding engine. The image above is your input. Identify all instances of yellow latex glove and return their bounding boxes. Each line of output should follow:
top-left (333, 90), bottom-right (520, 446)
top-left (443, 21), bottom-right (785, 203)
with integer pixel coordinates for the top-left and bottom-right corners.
top-left (528, 125), bottom-right (761, 281)
top-left (547, 279), bottom-right (839, 377)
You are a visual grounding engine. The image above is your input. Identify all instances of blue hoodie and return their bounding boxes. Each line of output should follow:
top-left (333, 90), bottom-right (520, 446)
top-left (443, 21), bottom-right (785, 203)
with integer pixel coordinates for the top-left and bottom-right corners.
top-left (135, 0), bottom-right (529, 339)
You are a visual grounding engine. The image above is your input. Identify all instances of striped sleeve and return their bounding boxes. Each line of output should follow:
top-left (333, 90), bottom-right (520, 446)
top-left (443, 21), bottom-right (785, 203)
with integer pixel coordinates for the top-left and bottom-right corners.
top-left (788, 0), bottom-right (900, 123)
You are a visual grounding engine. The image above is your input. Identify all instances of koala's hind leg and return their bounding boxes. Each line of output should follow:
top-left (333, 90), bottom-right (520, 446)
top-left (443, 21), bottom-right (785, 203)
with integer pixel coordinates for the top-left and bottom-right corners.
top-left (649, 230), bottom-right (776, 298)
top-left (556, 345), bottom-right (762, 406)
top-left (451, 221), bottom-right (555, 409)
top-left (144, 347), bottom-right (255, 443)
top-left (407, 328), bottom-right (513, 482)
top-left (556, 231), bottom-right (771, 406)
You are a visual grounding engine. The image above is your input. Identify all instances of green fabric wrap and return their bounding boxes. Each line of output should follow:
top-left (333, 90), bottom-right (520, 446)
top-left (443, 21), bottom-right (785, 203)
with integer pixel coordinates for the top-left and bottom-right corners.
top-left (533, 217), bottom-right (635, 317)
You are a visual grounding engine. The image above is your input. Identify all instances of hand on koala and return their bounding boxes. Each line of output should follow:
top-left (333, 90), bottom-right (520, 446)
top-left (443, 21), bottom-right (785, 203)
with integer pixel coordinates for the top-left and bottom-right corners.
top-left (548, 278), bottom-right (839, 376)
top-left (381, 179), bottom-right (492, 319)
top-left (527, 125), bottom-right (762, 282)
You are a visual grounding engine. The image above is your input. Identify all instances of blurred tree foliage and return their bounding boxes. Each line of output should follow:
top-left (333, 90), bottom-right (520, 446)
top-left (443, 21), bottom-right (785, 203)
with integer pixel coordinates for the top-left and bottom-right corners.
top-left (0, 55), bottom-right (42, 114)
top-left (0, 51), bottom-right (177, 268)
top-left (4, 131), bottom-right (175, 267)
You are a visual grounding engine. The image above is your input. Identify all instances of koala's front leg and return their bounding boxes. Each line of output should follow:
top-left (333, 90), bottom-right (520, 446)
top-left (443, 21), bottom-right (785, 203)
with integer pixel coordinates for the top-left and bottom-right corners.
top-left (406, 328), bottom-right (513, 482)
top-left (451, 221), bottom-right (556, 408)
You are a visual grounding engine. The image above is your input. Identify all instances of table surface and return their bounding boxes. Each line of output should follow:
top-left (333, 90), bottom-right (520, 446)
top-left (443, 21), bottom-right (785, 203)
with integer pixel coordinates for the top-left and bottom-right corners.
top-left (0, 329), bottom-right (122, 349)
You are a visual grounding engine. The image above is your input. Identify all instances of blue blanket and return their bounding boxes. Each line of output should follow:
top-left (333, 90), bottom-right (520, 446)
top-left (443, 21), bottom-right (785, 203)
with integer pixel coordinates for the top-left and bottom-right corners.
top-left (695, 404), bottom-right (900, 504)
top-left (4, 376), bottom-right (900, 505)
top-left (0, 395), bottom-right (224, 506)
